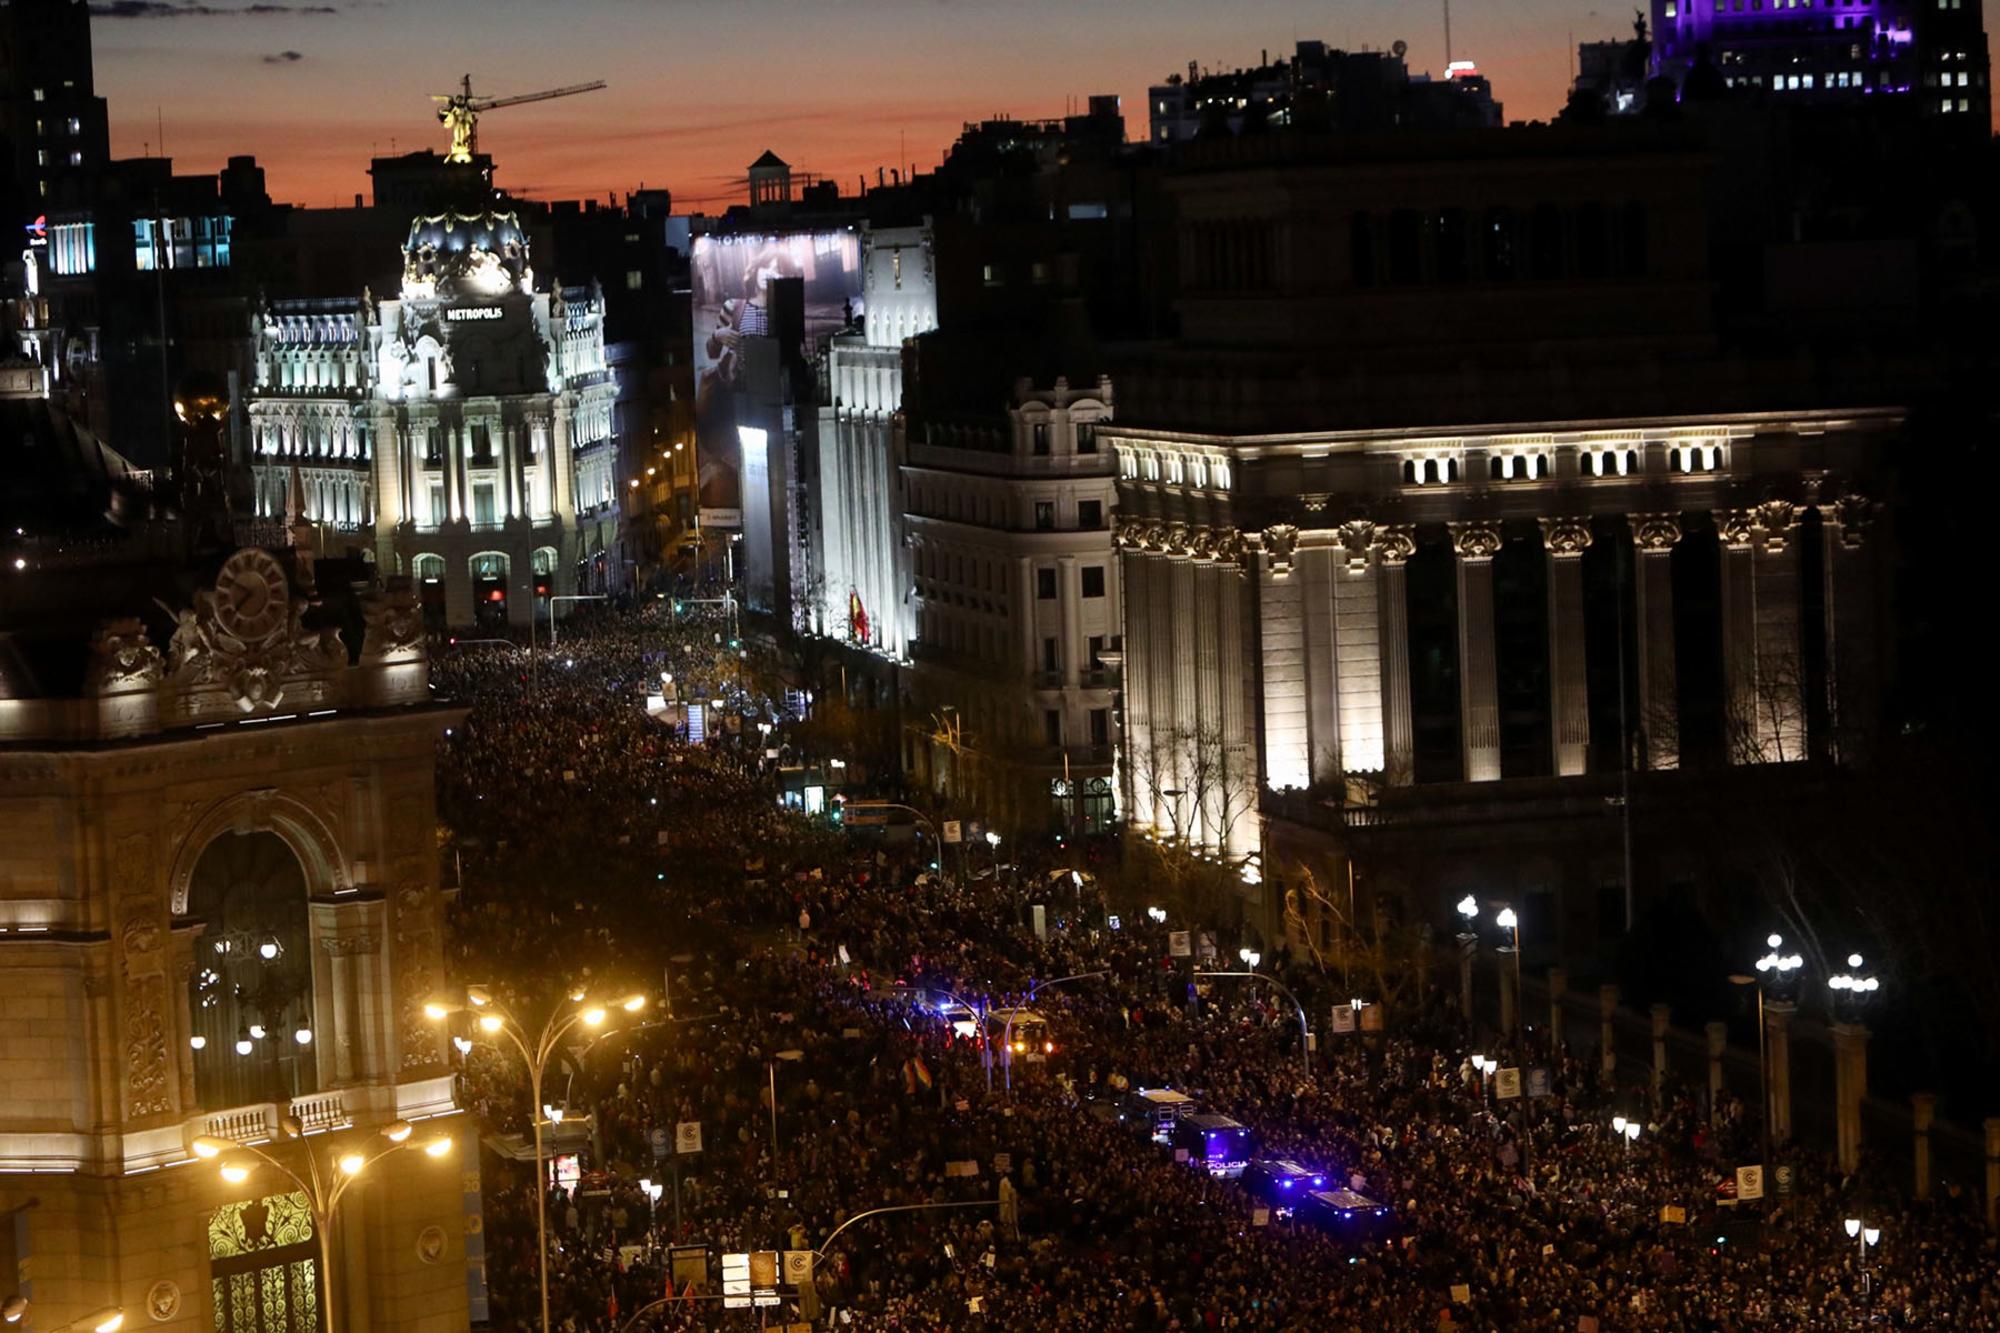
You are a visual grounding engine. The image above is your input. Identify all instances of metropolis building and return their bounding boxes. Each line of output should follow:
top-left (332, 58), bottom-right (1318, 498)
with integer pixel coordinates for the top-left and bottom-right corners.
top-left (246, 211), bottom-right (620, 628)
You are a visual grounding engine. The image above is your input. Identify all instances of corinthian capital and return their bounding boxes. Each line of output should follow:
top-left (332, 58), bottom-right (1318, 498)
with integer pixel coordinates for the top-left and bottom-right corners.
top-left (1449, 520), bottom-right (1503, 562)
top-left (1825, 493), bottom-right (1874, 550)
top-left (1261, 523), bottom-right (1300, 578)
top-left (1377, 525), bottom-right (1417, 566)
top-left (1631, 512), bottom-right (1682, 553)
top-left (1539, 516), bottom-right (1593, 558)
top-left (1334, 519), bottom-right (1378, 574)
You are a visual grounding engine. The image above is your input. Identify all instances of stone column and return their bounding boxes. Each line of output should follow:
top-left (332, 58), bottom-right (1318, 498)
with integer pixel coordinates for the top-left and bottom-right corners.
top-left (1719, 504), bottom-right (1805, 764)
top-left (551, 400), bottom-right (577, 521)
top-left (1540, 517), bottom-right (1593, 777)
top-left (445, 419), bottom-right (466, 524)
top-left (1765, 1000), bottom-right (1796, 1145)
top-left (1145, 542), bottom-right (1177, 832)
top-left (1017, 556), bottom-right (1039, 674)
top-left (1599, 984), bottom-right (1620, 1083)
top-left (1378, 527), bottom-right (1417, 785)
top-left (1216, 536), bottom-right (1258, 864)
top-left (1632, 514), bottom-right (1681, 770)
top-left (1257, 525), bottom-right (1310, 790)
top-left (1705, 1022), bottom-right (1728, 1122)
top-left (1450, 520), bottom-right (1504, 782)
top-left (1168, 546), bottom-right (1199, 824)
top-left (1332, 522), bottom-right (1385, 776)
top-left (499, 419), bottom-right (518, 519)
top-left (1912, 1093), bottom-right (1936, 1202)
top-left (1984, 1117), bottom-right (2000, 1232)
top-left (1301, 542), bottom-right (1341, 784)
top-left (1117, 536), bottom-right (1153, 826)
top-left (1832, 1021), bottom-right (1870, 1175)
top-left (1820, 492), bottom-right (1877, 765)
top-left (1547, 967), bottom-right (1567, 1051)
top-left (1192, 554), bottom-right (1224, 849)
top-left (1649, 1003), bottom-right (1672, 1100)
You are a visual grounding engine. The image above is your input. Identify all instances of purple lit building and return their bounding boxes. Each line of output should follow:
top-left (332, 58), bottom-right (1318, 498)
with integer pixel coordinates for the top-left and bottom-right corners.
top-left (1650, 0), bottom-right (1988, 127)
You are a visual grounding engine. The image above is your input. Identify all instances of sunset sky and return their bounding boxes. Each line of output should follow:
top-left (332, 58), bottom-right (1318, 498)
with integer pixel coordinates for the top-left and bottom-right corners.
top-left (88, 0), bottom-right (1637, 211)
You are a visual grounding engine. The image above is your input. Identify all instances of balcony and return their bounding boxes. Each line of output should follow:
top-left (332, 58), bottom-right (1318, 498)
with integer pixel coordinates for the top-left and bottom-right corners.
top-left (203, 1091), bottom-right (352, 1144)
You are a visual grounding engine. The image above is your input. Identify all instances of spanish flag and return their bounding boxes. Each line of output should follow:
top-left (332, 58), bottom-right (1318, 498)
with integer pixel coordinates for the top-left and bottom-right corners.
top-left (911, 1055), bottom-right (933, 1092)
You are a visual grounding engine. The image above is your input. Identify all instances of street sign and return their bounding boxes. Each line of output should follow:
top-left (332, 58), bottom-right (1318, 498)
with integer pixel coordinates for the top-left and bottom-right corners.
top-left (1169, 931), bottom-right (1192, 958)
top-left (675, 1121), bottom-right (703, 1155)
top-left (1774, 1164), bottom-right (1795, 1196)
top-left (649, 1127), bottom-right (669, 1160)
top-left (1736, 1164), bottom-right (1765, 1201)
top-left (1197, 932), bottom-right (1218, 961)
top-left (782, 1250), bottom-right (813, 1287)
top-left (721, 1253), bottom-right (751, 1310)
top-left (748, 1251), bottom-right (780, 1307)
top-left (1360, 1003), bottom-right (1385, 1032)
top-left (698, 506), bottom-right (743, 529)
top-left (1031, 905), bottom-right (1046, 939)
top-left (1330, 1005), bottom-right (1357, 1035)
top-left (1495, 1067), bottom-right (1522, 1100)
top-left (942, 820), bottom-right (963, 844)
top-left (1527, 1067), bottom-right (1552, 1099)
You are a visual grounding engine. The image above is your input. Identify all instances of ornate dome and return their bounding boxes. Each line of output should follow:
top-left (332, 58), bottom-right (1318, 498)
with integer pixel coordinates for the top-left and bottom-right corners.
top-left (400, 210), bottom-right (532, 298)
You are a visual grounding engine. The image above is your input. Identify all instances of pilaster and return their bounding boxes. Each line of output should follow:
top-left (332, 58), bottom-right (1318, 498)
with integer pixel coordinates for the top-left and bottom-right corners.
top-left (1257, 525), bottom-right (1309, 791)
top-left (1821, 493), bottom-right (1878, 765)
top-left (1540, 517), bottom-right (1593, 777)
top-left (1633, 513), bottom-right (1681, 771)
top-left (1300, 544), bottom-right (1341, 784)
top-left (1332, 520), bottom-right (1385, 777)
top-left (1450, 521), bottom-right (1503, 783)
top-left (1377, 527), bottom-right (1416, 785)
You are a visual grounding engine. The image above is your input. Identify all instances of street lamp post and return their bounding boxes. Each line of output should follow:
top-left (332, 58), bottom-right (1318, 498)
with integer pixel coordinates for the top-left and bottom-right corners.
top-left (1843, 1216), bottom-right (1882, 1295)
top-left (1495, 906), bottom-right (1521, 1037)
top-left (196, 1119), bottom-right (453, 1333)
top-left (1199, 969), bottom-right (1312, 1074)
top-left (1829, 953), bottom-right (1882, 1174)
top-left (1002, 971), bottom-right (1106, 1092)
top-left (427, 987), bottom-right (646, 1333)
top-left (1455, 895), bottom-right (1479, 1029)
top-left (1611, 1114), bottom-right (1642, 1157)
top-left (1750, 933), bottom-right (1804, 1156)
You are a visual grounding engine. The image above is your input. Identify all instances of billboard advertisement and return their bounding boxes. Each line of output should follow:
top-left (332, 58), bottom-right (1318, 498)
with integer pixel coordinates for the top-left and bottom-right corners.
top-left (691, 230), bottom-right (864, 510)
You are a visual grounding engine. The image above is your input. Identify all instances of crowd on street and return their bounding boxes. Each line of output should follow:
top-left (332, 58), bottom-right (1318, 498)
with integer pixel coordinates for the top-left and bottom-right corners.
top-left (430, 607), bottom-right (2000, 1331)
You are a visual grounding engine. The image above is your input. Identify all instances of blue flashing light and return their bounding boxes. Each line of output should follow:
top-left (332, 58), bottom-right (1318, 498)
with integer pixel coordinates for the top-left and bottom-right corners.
top-left (1279, 1179), bottom-right (1292, 1190)
top-left (1312, 1175), bottom-right (1325, 1186)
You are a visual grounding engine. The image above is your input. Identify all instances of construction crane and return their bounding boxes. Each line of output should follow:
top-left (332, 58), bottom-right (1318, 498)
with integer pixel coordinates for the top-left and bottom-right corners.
top-left (431, 74), bottom-right (606, 164)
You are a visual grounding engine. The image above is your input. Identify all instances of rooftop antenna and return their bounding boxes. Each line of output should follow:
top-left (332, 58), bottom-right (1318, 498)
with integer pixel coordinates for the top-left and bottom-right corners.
top-left (1443, 0), bottom-right (1454, 68)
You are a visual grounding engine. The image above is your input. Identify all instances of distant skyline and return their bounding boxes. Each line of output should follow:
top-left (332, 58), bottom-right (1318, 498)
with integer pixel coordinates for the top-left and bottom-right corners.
top-left (88, 0), bottom-right (1994, 212)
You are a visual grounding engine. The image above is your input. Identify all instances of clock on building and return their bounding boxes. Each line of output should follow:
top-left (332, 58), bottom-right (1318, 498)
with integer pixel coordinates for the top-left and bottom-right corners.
top-left (212, 548), bottom-right (292, 642)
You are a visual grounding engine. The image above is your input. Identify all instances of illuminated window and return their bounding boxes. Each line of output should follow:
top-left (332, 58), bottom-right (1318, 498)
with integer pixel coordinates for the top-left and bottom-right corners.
top-left (626, 270), bottom-right (643, 290)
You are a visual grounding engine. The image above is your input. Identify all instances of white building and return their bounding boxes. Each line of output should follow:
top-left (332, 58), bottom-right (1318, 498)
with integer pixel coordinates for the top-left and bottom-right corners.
top-left (905, 375), bottom-right (1121, 833)
top-left (246, 210), bottom-right (619, 627)
top-left (812, 223), bottom-right (936, 658)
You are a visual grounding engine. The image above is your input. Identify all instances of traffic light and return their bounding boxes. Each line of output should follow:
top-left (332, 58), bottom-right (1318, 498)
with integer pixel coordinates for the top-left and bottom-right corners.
top-left (829, 794), bottom-right (846, 826)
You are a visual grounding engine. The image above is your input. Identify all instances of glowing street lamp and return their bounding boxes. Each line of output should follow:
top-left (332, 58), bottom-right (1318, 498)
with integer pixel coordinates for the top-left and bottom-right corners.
top-left (197, 1117), bottom-right (451, 1333)
top-left (1828, 952), bottom-right (1882, 1022)
top-left (1844, 1216), bottom-right (1883, 1292)
top-left (425, 989), bottom-right (645, 1333)
top-left (1455, 896), bottom-right (1480, 1027)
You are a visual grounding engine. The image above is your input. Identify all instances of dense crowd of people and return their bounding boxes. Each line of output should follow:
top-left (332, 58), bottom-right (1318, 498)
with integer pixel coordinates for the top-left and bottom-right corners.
top-left (430, 607), bottom-right (2000, 1331)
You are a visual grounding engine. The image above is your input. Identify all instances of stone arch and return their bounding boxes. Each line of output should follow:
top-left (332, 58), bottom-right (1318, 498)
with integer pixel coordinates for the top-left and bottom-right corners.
top-left (169, 788), bottom-right (350, 917)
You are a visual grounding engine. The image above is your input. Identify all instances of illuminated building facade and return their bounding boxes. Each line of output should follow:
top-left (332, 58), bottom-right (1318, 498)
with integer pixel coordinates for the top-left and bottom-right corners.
top-left (0, 541), bottom-right (472, 1331)
top-left (1650, 0), bottom-right (1991, 123)
top-left (247, 211), bottom-right (619, 628)
top-left (811, 223), bottom-right (937, 660)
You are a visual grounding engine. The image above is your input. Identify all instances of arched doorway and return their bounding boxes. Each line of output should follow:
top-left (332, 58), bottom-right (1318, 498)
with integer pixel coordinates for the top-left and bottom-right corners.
top-left (188, 832), bottom-right (318, 1110)
top-left (469, 551), bottom-right (510, 630)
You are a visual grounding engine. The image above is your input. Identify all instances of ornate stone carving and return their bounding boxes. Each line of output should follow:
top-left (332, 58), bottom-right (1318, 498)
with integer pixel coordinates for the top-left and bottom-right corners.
top-left (1377, 525), bottom-right (1417, 566)
top-left (1826, 493), bottom-right (1873, 549)
top-left (1632, 512), bottom-right (1683, 552)
top-left (1262, 524), bottom-right (1300, 577)
top-left (1333, 520), bottom-right (1378, 573)
top-left (1210, 528), bottom-right (1247, 567)
top-left (360, 577), bottom-right (424, 659)
top-left (1186, 526), bottom-right (1216, 561)
top-left (1751, 498), bottom-right (1802, 552)
top-left (1112, 516), bottom-right (1148, 550)
top-left (125, 973), bottom-right (172, 1119)
top-left (159, 546), bottom-right (349, 712)
top-left (1539, 516), bottom-right (1594, 557)
top-left (1716, 508), bottom-right (1759, 550)
top-left (121, 911), bottom-right (163, 959)
top-left (1449, 520), bottom-right (1504, 561)
top-left (1162, 522), bottom-right (1192, 557)
top-left (1300, 493), bottom-right (1332, 513)
top-left (84, 620), bottom-right (164, 695)
top-left (319, 934), bottom-right (380, 957)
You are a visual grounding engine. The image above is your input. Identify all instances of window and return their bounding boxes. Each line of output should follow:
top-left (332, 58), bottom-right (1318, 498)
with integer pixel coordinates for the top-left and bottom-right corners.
top-left (1088, 634), bottom-right (1105, 667)
top-left (1078, 499), bottom-right (1104, 529)
top-left (982, 263), bottom-right (1002, 287)
top-left (68, 150), bottom-right (82, 167)
top-left (1044, 710), bottom-right (1063, 747)
top-left (1081, 566), bottom-right (1106, 598)
top-left (65, 116), bottom-right (81, 135)
top-left (1031, 261), bottom-right (1052, 285)
top-left (1033, 422), bottom-right (1051, 455)
top-left (1034, 501), bottom-right (1055, 530)
top-left (1042, 638), bottom-right (1059, 672)
top-left (1036, 568), bottom-right (1057, 599)
top-left (1090, 708), bottom-right (1110, 745)
top-left (472, 483), bottom-right (496, 526)
top-left (1077, 423), bottom-right (1098, 454)
top-left (626, 270), bottom-right (644, 290)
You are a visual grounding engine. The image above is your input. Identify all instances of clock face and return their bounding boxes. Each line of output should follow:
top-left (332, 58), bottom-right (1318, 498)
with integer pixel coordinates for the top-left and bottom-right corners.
top-left (213, 549), bottom-right (291, 642)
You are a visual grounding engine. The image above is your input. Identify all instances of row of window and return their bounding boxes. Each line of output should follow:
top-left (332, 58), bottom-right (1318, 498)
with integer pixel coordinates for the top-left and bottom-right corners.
top-left (908, 481), bottom-right (1108, 531)
top-left (1352, 202), bottom-right (1648, 288)
top-left (1118, 450), bottom-right (1234, 491)
top-left (1402, 442), bottom-right (1725, 485)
